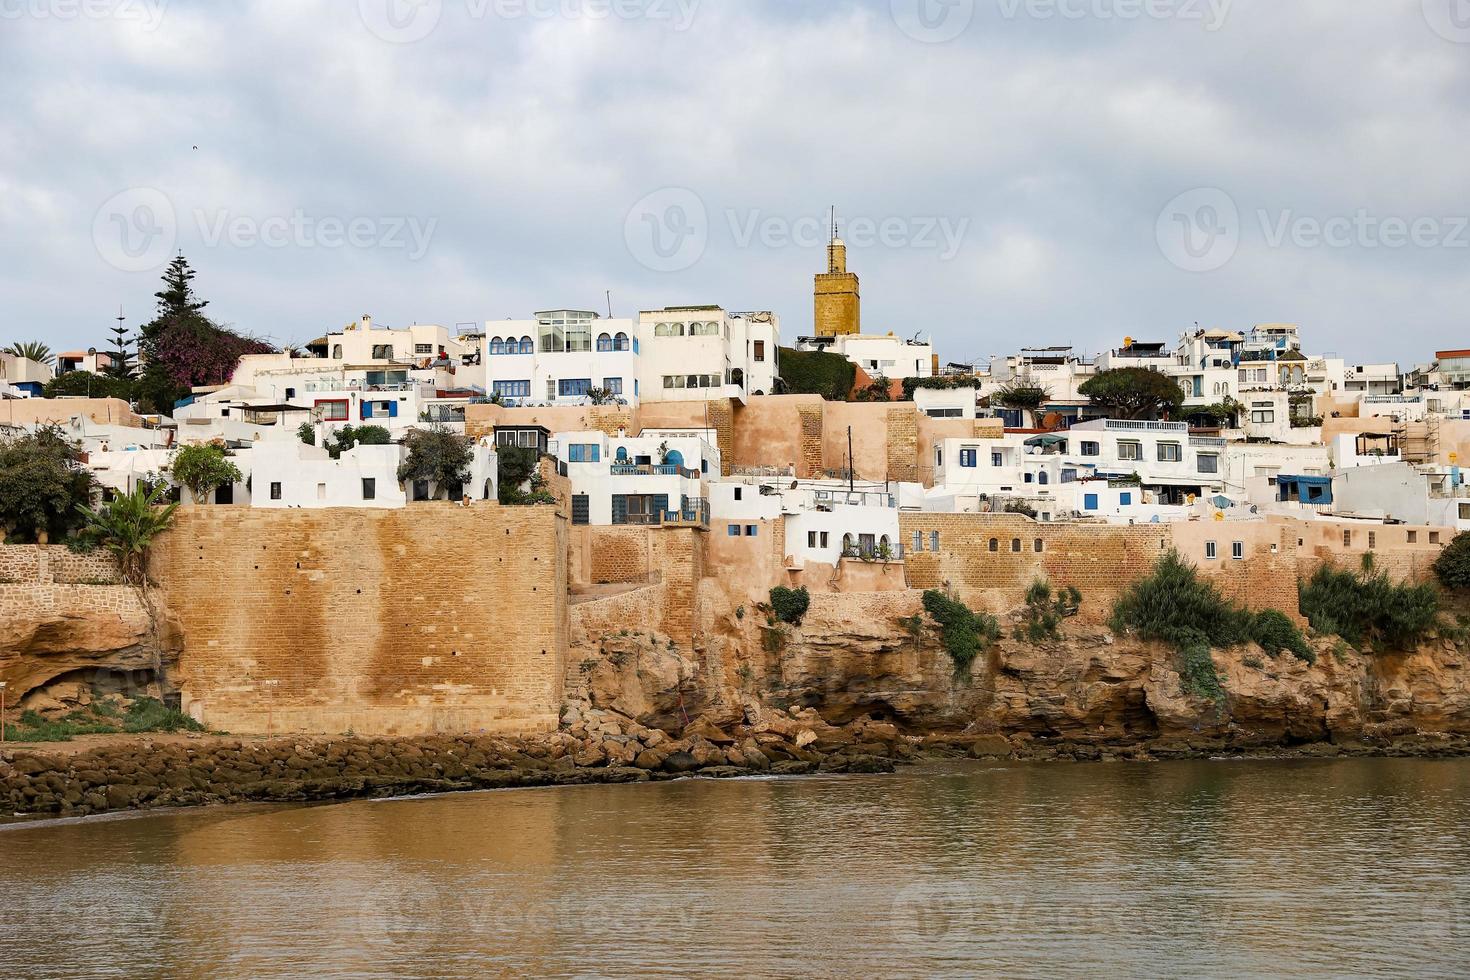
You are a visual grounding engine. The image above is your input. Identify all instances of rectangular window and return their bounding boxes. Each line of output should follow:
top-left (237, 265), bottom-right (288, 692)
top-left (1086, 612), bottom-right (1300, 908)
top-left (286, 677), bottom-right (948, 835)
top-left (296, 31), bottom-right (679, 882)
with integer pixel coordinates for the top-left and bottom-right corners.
top-left (1343, 530), bottom-right (1352, 547)
top-left (362, 478), bottom-right (376, 500)
top-left (1084, 493), bottom-right (1099, 511)
top-left (1079, 441), bottom-right (1100, 457)
top-left (991, 451), bottom-right (1003, 467)
top-left (1232, 541), bottom-right (1244, 559)
top-left (270, 482), bottom-right (282, 500)
top-left (414, 343), bottom-right (433, 354)
top-left (820, 532), bottom-right (829, 548)
top-left (603, 377), bottom-right (623, 395)
top-left (959, 449), bottom-right (978, 468)
top-left (493, 380), bottom-right (531, 398)
top-left (1368, 531), bottom-right (1377, 549)
top-left (754, 340), bottom-right (765, 362)
top-left (1206, 541), bottom-right (1217, 559)
top-left (1120, 492), bottom-right (1132, 506)
top-left (1252, 408), bottom-right (1275, 424)
top-left (733, 486), bottom-right (743, 501)
top-left (727, 524), bottom-right (740, 537)
top-left (1117, 441), bottom-right (1142, 461)
top-left (745, 525), bottom-right (758, 537)
top-left (315, 399), bottom-right (348, 421)
top-left (808, 531), bottom-right (818, 548)
top-left (1197, 454), bottom-right (1219, 474)
top-left (930, 531), bottom-right (939, 551)
top-left (1408, 530), bottom-right (1418, 544)
top-left (558, 378), bottom-right (593, 397)
top-left (913, 530), bottom-right (923, 553)
top-left (1033, 539), bottom-right (1043, 553)
top-left (1460, 503), bottom-right (1470, 521)
top-left (567, 444), bottom-right (601, 463)
top-left (1431, 532), bottom-right (1441, 544)
top-left (1157, 443), bottom-right (1182, 462)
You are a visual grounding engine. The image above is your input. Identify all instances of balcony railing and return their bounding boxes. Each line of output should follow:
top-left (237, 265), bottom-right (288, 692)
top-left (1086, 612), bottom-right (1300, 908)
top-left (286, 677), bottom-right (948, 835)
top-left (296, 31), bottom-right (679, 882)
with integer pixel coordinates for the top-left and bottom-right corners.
top-left (1188, 436), bottom-right (1227, 447)
top-left (1102, 419), bottom-right (1188, 432)
top-left (664, 498), bottom-right (710, 526)
top-left (610, 463), bottom-right (702, 479)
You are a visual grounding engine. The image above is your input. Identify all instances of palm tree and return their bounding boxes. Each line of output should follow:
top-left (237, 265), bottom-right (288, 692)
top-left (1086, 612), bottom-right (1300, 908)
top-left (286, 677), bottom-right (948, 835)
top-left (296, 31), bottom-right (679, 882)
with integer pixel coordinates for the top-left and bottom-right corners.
top-left (77, 484), bottom-right (180, 701)
top-left (3, 341), bottom-right (53, 365)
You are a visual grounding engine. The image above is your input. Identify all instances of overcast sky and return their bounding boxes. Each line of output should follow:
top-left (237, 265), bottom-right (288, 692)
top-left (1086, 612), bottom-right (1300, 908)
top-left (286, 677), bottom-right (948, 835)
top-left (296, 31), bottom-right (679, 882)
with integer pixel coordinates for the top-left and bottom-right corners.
top-left (3, 0), bottom-right (1467, 366)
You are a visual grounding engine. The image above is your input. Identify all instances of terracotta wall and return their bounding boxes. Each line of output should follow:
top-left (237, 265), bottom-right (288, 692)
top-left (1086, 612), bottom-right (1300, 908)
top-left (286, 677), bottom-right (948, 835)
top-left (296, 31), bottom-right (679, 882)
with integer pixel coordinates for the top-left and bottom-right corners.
top-left (151, 504), bottom-right (567, 736)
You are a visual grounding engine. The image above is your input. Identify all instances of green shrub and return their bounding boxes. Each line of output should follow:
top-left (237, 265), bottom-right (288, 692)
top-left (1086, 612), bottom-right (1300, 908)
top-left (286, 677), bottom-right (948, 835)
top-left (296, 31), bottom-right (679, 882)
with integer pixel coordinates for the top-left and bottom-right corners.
top-left (777, 347), bottom-right (856, 401)
top-left (1298, 559), bottom-right (1440, 651)
top-left (4, 697), bottom-right (202, 742)
top-left (1177, 631), bottom-right (1224, 700)
top-left (1433, 531), bottom-right (1470, 590)
top-left (1249, 608), bottom-right (1315, 664)
top-left (922, 590), bottom-right (1001, 679)
top-left (769, 586), bottom-right (810, 625)
top-left (1020, 579), bottom-right (1081, 642)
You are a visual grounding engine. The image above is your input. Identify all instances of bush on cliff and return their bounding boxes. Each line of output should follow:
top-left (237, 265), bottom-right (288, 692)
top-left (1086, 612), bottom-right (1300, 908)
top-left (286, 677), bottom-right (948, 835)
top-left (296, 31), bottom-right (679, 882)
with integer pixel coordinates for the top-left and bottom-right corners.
top-left (776, 347), bottom-right (856, 401)
top-left (1249, 608), bottom-right (1314, 664)
top-left (769, 586), bottom-right (810, 625)
top-left (1299, 556), bottom-right (1439, 651)
top-left (1018, 579), bottom-right (1081, 642)
top-left (1433, 531), bottom-right (1470, 591)
top-left (922, 590), bottom-right (1001, 680)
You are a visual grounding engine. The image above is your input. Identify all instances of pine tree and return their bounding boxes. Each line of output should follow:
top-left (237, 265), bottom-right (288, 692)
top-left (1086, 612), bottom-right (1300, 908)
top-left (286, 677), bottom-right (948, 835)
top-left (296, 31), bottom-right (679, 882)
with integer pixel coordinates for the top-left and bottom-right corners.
top-left (104, 307), bottom-right (134, 379)
top-left (146, 255), bottom-right (208, 337)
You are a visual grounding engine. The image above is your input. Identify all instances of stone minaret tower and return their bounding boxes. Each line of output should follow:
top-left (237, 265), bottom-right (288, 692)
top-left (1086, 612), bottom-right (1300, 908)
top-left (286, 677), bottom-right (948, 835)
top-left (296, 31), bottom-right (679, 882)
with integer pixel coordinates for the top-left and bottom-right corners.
top-left (813, 210), bottom-right (860, 337)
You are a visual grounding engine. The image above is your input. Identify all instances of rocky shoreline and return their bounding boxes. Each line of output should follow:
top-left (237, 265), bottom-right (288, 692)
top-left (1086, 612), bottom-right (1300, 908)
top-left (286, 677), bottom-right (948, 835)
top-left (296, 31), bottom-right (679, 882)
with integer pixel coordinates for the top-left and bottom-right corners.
top-left (6, 704), bottom-right (1470, 820)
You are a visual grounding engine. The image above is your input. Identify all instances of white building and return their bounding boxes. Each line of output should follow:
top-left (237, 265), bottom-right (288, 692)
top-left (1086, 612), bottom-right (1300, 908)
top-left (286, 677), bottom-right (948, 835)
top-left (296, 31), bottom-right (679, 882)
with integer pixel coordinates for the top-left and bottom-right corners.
top-left (638, 307), bottom-right (779, 403)
top-left (793, 332), bottom-right (934, 382)
top-left (475, 310), bottom-right (641, 406)
top-left (551, 429), bottom-right (718, 526)
top-left (1332, 461), bottom-right (1470, 530)
top-left (0, 352), bottom-right (52, 397)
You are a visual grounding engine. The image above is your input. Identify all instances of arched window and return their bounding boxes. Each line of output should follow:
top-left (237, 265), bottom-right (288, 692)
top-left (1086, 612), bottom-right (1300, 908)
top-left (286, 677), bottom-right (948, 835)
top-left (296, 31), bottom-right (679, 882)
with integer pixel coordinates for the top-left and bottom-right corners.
top-left (615, 446), bottom-right (629, 462)
top-left (842, 533), bottom-right (854, 554)
top-left (331, 344), bottom-right (343, 360)
top-left (596, 333), bottom-right (613, 352)
top-left (664, 449), bottom-right (685, 467)
top-left (691, 321), bottom-right (720, 336)
top-left (518, 336), bottom-right (533, 354)
top-left (1011, 538), bottom-right (1022, 553)
top-left (614, 332), bottom-right (630, 351)
top-left (988, 538), bottom-right (998, 552)
top-left (489, 337), bottom-right (505, 355)
top-left (879, 534), bottom-right (891, 554)
top-left (655, 322), bottom-right (682, 337)
top-left (484, 479), bottom-right (494, 500)
top-left (1038, 471), bottom-right (1049, 485)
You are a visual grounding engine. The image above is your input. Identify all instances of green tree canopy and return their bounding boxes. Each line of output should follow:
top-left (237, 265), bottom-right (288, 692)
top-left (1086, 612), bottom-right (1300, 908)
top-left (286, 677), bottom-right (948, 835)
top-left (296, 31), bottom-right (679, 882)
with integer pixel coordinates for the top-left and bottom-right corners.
top-left (3, 341), bottom-right (53, 365)
top-left (167, 443), bottom-right (242, 503)
top-left (43, 371), bottom-right (134, 401)
top-left (326, 424), bottom-right (392, 459)
top-left (777, 347), bottom-right (856, 401)
top-left (1078, 367), bottom-right (1185, 420)
top-left (397, 425), bottom-right (474, 499)
top-left (1434, 531), bottom-right (1470, 591)
top-left (991, 383), bottom-right (1051, 412)
top-left (0, 425), bottom-right (96, 543)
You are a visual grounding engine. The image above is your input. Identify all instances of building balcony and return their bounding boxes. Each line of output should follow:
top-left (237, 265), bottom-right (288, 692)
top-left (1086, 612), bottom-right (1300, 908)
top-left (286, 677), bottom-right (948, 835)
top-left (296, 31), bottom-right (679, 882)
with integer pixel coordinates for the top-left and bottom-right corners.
top-left (1188, 436), bottom-right (1227, 447)
top-left (1101, 419), bottom-right (1188, 433)
top-left (610, 463), bottom-right (702, 479)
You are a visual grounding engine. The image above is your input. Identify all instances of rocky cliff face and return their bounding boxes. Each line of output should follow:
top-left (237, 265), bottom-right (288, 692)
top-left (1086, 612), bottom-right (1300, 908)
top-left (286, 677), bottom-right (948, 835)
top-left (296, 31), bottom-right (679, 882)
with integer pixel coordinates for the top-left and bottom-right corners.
top-left (568, 589), bottom-right (1470, 752)
top-left (0, 586), bottom-right (182, 712)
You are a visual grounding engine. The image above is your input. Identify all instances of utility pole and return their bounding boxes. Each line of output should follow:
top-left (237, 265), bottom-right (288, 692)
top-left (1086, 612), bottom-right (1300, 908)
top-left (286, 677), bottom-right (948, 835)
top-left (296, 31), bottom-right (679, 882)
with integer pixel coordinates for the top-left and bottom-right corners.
top-left (848, 425), bottom-right (854, 495)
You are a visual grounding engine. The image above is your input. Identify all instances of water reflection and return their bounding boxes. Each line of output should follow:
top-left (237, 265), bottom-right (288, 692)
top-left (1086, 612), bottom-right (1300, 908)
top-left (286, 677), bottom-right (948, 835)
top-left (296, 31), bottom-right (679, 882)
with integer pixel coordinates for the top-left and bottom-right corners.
top-left (3, 759), bottom-right (1469, 978)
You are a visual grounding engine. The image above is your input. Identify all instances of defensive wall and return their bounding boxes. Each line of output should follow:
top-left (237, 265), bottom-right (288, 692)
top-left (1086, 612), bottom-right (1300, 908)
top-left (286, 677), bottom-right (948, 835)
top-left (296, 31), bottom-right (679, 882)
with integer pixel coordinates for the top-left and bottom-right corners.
top-left (150, 504), bottom-right (568, 736)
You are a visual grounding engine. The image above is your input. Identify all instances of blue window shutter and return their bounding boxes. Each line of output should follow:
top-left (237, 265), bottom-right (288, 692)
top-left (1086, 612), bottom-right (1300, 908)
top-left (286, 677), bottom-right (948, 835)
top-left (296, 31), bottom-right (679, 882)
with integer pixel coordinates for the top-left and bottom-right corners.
top-left (388, 401), bottom-right (397, 418)
top-left (361, 402), bottom-right (372, 419)
top-left (591, 445), bottom-right (600, 463)
top-left (1120, 492), bottom-right (1132, 505)
top-left (1085, 494), bottom-right (1099, 510)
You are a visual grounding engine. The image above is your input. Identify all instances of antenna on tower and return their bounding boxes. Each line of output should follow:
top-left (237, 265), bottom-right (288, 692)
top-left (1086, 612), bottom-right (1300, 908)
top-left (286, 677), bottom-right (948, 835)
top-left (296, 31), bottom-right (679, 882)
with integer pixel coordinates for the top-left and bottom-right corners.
top-left (830, 204), bottom-right (837, 243)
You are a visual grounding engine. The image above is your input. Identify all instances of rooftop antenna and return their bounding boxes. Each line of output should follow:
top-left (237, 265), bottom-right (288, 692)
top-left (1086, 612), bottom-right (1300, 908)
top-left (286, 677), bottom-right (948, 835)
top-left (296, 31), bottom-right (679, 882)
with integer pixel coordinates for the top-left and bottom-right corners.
top-left (606, 290), bottom-right (613, 319)
top-left (830, 204), bottom-right (837, 243)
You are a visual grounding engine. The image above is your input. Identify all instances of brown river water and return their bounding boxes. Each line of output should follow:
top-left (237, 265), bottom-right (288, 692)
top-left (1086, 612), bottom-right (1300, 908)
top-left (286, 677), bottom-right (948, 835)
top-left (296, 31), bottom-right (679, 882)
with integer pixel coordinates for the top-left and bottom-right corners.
top-left (3, 758), bottom-right (1470, 978)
